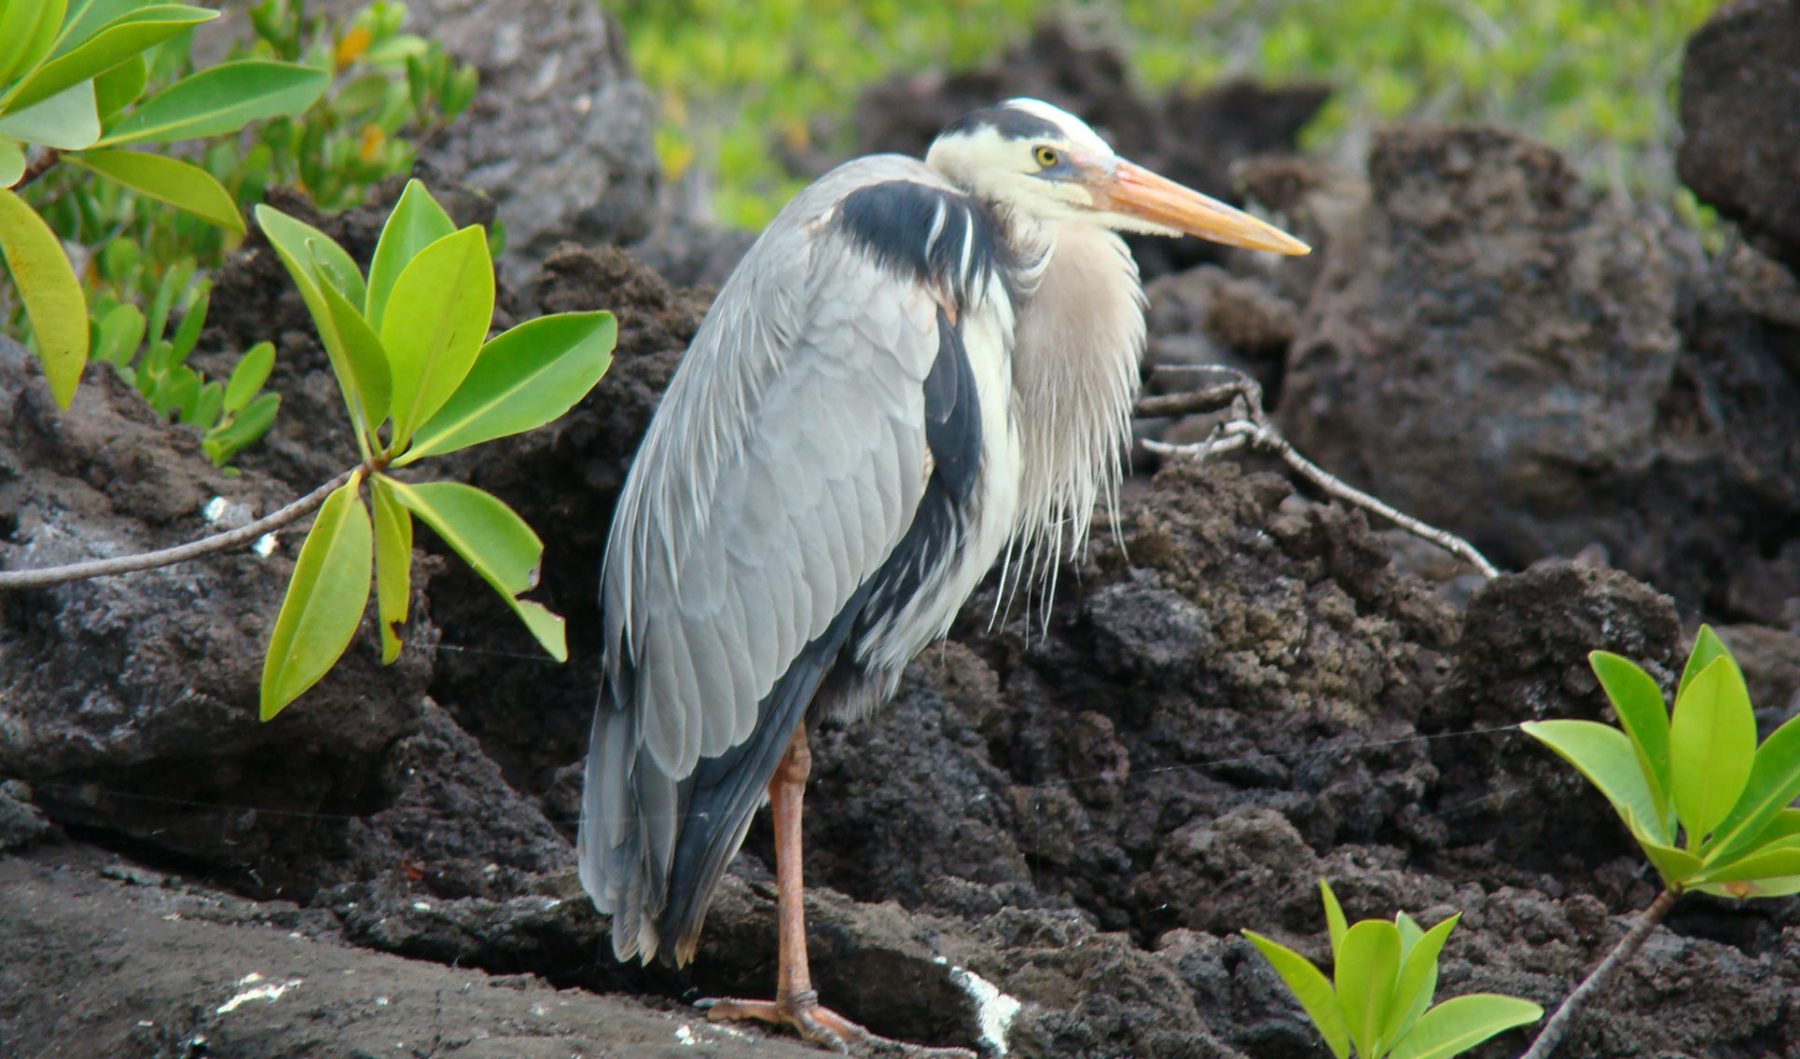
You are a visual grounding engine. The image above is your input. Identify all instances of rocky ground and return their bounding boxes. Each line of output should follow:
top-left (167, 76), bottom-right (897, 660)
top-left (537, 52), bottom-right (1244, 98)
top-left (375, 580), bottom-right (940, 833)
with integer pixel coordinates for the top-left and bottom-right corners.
top-left (4, 3), bottom-right (1800, 1057)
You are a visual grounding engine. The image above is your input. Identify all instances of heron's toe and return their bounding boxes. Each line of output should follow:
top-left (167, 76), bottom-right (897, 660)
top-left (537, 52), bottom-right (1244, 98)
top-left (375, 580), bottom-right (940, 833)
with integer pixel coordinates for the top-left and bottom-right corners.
top-left (696, 993), bottom-right (975, 1058)
top-left (792, 1001), bottom-right (868, 1052)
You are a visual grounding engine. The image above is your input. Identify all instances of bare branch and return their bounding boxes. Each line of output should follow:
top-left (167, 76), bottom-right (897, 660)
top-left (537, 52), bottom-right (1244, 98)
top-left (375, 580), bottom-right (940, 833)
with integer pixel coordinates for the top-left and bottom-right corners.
top-left (1519, 888), bottom-right (1680, 1059)
top-left (1134, 384), bottom-right (1254, 419)
top-left (1138, 368), bottom-right (1500, 580)
top-left (0, 468), bottom-right (358, 591)
top-left (1135, 365), bottom-right (1264, 419)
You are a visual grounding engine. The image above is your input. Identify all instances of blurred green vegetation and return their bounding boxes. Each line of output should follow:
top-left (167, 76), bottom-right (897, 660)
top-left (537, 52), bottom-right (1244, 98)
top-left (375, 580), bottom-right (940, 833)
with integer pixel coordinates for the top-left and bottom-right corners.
top-left (615, 0), bottom-right (1719, 230)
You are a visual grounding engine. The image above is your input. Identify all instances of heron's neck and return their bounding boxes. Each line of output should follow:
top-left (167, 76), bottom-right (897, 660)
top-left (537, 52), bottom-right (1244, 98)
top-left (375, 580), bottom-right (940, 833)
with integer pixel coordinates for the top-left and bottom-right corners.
top-left (1000, 219), bottom-right (1145, 612)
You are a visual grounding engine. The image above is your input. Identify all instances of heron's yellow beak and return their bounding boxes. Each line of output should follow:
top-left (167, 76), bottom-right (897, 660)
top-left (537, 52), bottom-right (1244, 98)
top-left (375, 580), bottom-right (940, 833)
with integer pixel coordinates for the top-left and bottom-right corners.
top-left (1099, 160), bottom-right (1310, 255)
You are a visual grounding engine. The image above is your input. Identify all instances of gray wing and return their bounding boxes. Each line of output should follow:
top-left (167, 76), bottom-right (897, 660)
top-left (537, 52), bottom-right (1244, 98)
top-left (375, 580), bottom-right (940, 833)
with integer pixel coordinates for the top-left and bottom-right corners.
top-left (577, 157), bottom-right (954, 963)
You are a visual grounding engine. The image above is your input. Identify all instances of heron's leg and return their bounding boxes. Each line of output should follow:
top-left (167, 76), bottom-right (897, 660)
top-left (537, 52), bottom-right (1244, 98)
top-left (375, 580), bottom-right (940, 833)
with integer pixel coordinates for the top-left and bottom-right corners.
top-left (699, 727), bottom-right (867, 1048)
top-left (698, 730), bottom-right (973, 1056)
top-left (769, 724), bottom-right (824, 1006)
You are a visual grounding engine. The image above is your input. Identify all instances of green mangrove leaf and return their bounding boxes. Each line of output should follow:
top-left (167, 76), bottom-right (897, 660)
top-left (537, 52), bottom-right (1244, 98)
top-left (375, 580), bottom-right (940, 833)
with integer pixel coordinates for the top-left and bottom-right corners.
top-left (1383, 914), bottom-right (1459, 1050)
top-left (0, 77), bottom-right (99, 149)
top-left (1757, 808), bottom-right (1800, 843)
top-left (1387, 995), bottom-right (1543, 1059)
top-left (1395, 912), bottom-right (1423, 957)
top-left (53, 0), bottom-right (144, 54)
top-left (145, 253), bottom-right (191, 343)
top-left (364, 177), bottom-right (453, 331)
top-left (93, 300), bottom-right (143, 365)
top-left (316, 271), bottom-right (391, 429)
top-left (1336, 919), bottom-right (1400, 1059)
top-left (254, 204), bottom-right (377, 430)
top-left (0, 136), bottom-right (22, 185)
top-left (1521, 720), bottom-right (1669, 847)
top-left (370, 475), bottom-right (411, 665)
top-left (1694, 875), bottom-right (1800, 900)
top-left (1638, 838), bottom-right (1705, 887)
top-left (222, 341), bottom-right (273, 413)
top-left (399, 311), bottom-right (615, 464)
top-left (260, 475), bottom-right (372, 719)
top-left (1670, 656), bottom-right (1757, 848)
top-left (97, 59), bottom-right (327, 145)
top-left (0, 0), bottom-right (67, 94)
top-left (71, 148), bottom-right (242, 231)
top-left (0, 187), bottom-right (87, 406)
top-left (382, 225), bottom-right (493, 446)
top-left (1243, 931), bottom-right (1349, 1059)
top-left (204, 390), bottom-right (278, 466)
top-left (382, 478), bottom-right (565, 661)
top-left (1590, 650), bottom-right (1674, 832)
top-left (167, 285), bottom-right (207, 364)
top-left (186, 378), bottom-right (221, 428)
top-left (1705, 714), bottom-right (1800, 867)
top-left (6, 4), bottom-right (214, 113)
top-left (91, 51), bottom-right (142, 120)
top-left (1695, 837), bottom-right (1800, 885)
top-left (1676, 625), bottom-right (1732, 702)
top-left (1321, 879), bottom-right (1348, 961)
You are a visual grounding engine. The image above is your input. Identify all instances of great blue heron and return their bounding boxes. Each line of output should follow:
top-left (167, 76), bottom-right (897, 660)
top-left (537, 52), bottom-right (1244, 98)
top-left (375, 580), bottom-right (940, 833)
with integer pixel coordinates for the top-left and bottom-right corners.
top-left (578, 98), bottom-right (1308, 1050)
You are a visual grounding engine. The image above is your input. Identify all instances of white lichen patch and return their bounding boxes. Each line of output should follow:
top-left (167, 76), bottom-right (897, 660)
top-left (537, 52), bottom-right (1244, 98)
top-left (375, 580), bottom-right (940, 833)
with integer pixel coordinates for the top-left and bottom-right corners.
top-left (203, 497), bottom-right (252, 527)
top-left (949, 965), bottom-right (1021, 1057)
top-left (216, 975), bottom-right (303, 1015)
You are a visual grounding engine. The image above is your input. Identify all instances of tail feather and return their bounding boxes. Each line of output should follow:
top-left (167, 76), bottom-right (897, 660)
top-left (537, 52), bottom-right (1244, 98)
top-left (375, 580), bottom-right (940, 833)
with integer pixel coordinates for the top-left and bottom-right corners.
top-left (577, 588), bottom-right (871, 966)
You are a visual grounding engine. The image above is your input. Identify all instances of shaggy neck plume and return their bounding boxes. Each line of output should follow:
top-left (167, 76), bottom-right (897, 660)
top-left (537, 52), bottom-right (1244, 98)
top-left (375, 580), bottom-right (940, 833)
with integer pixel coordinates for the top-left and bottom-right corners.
top-left (1000, 218), bottom-right (1144, 619)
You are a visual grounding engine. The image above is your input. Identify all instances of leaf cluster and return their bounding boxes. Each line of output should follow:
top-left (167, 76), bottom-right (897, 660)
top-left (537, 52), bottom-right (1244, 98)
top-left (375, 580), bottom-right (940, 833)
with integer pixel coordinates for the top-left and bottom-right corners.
top-left (1244, 882), bottom-right (1542, 1059)
top-left (255, 179), bottom-right (615, 720)
top-left (0, 0), bottom-right (328, 407)
top-left (1524, 627), bottom-right (1800, 899)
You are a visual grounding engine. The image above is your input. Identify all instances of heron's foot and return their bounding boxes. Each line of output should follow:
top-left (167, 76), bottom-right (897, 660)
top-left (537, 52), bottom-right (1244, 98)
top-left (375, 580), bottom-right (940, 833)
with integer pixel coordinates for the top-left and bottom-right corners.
top-left (696, 992), bottom-right (974, 1057)
top-left (698, 991), bottom-right (868, 1052)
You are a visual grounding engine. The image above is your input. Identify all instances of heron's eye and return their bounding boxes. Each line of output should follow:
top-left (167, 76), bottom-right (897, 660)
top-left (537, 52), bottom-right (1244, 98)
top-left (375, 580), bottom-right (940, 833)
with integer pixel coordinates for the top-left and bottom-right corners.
top-left (1033, 146), bottom-right (1060, 168)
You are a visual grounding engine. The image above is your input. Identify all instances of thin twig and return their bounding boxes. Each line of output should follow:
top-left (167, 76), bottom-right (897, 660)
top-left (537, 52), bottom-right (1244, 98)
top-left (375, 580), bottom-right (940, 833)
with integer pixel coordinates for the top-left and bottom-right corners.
top-left (1519, 888), bottom-right (1679, 1059)
top-left (0, 468), bottom-right (358, 591)
top-left (1138, 368), bottom-right (1500, 580)
top-left (1133, 383), bottom-right (1255, 419)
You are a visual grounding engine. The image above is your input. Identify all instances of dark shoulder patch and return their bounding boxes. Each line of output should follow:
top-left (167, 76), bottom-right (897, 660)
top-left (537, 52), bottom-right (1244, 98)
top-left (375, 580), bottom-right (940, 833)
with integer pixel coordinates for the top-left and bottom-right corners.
top-left (835, 180), bottom-right (1005, 309)
top-left (942, 104), bottom-right (1065, 142)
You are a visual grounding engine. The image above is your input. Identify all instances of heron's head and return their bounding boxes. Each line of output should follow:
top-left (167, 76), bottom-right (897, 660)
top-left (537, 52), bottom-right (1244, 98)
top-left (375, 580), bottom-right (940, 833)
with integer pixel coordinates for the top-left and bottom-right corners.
top-left (926, 98), bottom-right (1309, 255)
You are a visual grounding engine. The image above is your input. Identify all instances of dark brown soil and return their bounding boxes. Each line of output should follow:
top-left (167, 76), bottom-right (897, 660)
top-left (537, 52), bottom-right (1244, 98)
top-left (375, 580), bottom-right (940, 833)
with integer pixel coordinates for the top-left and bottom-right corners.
top-left (3, 5), bottom-right (1799, 1059)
